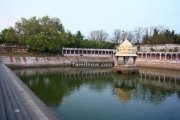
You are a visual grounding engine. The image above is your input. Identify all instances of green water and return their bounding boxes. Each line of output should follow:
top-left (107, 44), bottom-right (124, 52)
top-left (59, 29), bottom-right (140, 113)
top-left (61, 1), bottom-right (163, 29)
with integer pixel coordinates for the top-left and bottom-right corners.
top-left (14, 67), bottom-right (180, 120)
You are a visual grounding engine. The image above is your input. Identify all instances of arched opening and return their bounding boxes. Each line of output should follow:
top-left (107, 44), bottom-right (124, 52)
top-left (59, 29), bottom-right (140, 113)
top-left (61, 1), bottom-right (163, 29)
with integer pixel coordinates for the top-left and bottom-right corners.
top-left (87, 50), bottom-right (91, 54)
top-left (92, 51), bottom-right (94, 54)
top-left (161, 54), bottom-right (165, 60)
top-left (143, 53), bottom-right (146, 59)
top-left (147, 53), bottom-right (150, 59)
top-left (172, 54), bottom-right (176, 60)
top-left (151, 53), bottom-right (155, 60)
top-left (109, 51), bottom-right (112, 55)
top-left (71, 50), bottom-right (74, 54)
top-left (63, 49), bottom-right (66, 54)
top-left (106, 51), bottom-right (108, 55)
top-left (166, 54), bottom-right (171, 60)
top-left (102, 51), bottom-right (105, 55)
top-left (156, 54), bottom-right (160, 60)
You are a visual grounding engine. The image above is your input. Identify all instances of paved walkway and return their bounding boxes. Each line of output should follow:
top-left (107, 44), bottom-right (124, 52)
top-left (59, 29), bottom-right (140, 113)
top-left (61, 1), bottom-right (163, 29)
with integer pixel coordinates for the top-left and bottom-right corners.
top-left (0, 64), bottom-right (59, 120)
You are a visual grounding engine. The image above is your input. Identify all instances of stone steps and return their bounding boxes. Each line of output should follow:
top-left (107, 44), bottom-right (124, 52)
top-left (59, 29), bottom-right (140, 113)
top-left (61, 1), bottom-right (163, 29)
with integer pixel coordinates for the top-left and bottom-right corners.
top-left (0, 64), bottom-right (60, 120)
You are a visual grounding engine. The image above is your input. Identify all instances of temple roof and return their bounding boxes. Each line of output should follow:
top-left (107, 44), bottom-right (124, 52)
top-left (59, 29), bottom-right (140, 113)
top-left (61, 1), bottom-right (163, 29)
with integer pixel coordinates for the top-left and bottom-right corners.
top-left (119, 37), bottom-right (133, 48)
top-left (115, 37), bottom-right (137, 57)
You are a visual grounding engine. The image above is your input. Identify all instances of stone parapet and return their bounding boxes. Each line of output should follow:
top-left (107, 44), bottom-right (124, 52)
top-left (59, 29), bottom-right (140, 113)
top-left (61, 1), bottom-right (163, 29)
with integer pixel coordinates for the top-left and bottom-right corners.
top-left (0, 56), bottom-right (113, 68)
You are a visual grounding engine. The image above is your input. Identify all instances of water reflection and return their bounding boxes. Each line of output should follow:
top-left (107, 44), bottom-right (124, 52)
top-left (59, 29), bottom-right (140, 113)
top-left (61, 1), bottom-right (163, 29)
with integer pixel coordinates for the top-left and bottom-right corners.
top-left (139, 67), bottom-right (180, 91)
top-left (14, 67), bottom-right (180, 120)
top-left (112, 74), bottom-right (137, 104)
top-left (14, 67), bottom-right (180, 106)
top-left (14, 67), bottom-right (113, 107)
top-left (112, 68), bottom-right (180, 105)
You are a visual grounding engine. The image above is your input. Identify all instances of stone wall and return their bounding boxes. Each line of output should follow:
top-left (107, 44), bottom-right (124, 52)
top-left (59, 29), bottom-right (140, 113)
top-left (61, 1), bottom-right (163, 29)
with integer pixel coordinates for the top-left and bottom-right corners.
top-left (137, 60), bottom-right (180, 70)
top-left (0, 56), bottom-right (113, 68)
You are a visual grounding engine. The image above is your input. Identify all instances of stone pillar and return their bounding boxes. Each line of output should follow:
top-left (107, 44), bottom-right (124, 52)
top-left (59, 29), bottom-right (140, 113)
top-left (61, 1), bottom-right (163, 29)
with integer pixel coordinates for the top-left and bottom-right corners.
top-left (62, 48), bottom-right (64, 55)
top-left (123, 57), bottom-right (125, 65)
top-left (176, 54), bottom-right (178, 61)
top-left (112, 51), bottom-right (114, 58)
top-left (81, 49), bottom-right (83, 56)
top-left (114, 56), bottom-right (118, 66)
top-left (133, 57), bottom-right (137, 65)
top-left (160, 53), bottom-right (161, 60)
top-left (141, 53), bottom-right (143, 59)
top-left (124, 56), bottom-right (129, 67)
top-left (69, 49), bottom-right (71, 56)
top-left (165, 54), bottom-right (166, 61)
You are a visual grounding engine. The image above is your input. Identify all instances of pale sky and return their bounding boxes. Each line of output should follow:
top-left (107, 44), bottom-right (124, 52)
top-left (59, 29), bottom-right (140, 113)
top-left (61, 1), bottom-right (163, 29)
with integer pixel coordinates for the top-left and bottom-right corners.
top-left (0, 0), bottom-right (180, 37)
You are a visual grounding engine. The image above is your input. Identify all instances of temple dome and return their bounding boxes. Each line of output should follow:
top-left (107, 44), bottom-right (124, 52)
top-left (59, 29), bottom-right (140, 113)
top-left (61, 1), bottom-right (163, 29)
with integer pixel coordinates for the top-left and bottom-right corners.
top-left (115, 37), bottom-right (137, 57)
top-left (119, 37), bottom-right (133, 48)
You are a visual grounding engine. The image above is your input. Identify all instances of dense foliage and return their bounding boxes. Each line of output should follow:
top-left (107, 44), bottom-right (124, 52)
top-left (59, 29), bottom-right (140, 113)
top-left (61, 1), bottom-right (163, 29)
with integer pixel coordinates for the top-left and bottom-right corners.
top-left (143, 28), bottom-right (180, 44)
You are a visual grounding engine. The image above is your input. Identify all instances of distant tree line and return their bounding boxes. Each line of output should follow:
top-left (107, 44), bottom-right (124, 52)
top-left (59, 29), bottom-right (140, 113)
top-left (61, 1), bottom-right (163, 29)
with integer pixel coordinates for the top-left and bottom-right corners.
top-left (110, 26), bottom-right (180, 45)
top-left (0, 16), bottom-right (180, 53)
top-left (143, 27), bottom-right (180, 44)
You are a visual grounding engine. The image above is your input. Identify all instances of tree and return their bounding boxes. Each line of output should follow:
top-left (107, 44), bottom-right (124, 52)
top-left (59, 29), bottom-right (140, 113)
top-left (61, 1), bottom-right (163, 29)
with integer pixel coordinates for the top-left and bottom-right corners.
top-left (127, 31), bottom-right (135, 43)
top-left (134, 27), bottom-right (144, 44)
top-left (142, 26), bottom-right (178, 45)
top-left (112, 29), bottom-right (122, 44)
top-left (153, 28), bottom-right (158, 36)
top-left (15, 16), bottom-right (65, 52)
top-left (74, 31), bottom-right (84, 48)
top-left (89, 30), bottom-right (109, 42)
top-left (0, 28), bottom-right (18, 44)
top-left (0, 33), bottom-right (2, 43)
top-left (76, 31), bottom-right (84, 40)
